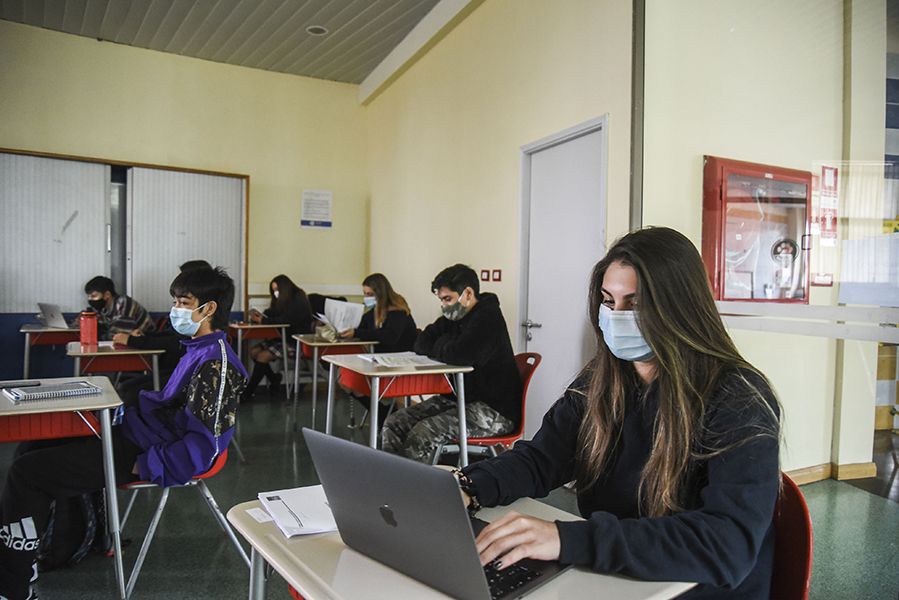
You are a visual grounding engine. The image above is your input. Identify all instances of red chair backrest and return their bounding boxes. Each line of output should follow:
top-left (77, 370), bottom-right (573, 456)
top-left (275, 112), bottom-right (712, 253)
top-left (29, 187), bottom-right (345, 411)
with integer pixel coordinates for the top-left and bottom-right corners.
top-left (510, 353), bottom-right (541, 437)
top-left (771, 472), bottom-right (813, 600)
top-left (195, 448), bottom-right (230, 480)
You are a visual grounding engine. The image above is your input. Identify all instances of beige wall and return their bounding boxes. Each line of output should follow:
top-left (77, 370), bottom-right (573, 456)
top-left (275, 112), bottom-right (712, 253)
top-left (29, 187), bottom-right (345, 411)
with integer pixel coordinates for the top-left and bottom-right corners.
top-left (643, 0), bottom-right (884, 472)
top-left (0, 20), bottom-right (369, 295)
top-left (365, 0), bottom-right (632, 329)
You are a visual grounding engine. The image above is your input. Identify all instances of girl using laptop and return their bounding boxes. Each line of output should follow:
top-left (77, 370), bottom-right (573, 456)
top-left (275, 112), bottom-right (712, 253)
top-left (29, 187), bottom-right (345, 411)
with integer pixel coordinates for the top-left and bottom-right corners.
top-left (456, 227), bottom-right (781, 599)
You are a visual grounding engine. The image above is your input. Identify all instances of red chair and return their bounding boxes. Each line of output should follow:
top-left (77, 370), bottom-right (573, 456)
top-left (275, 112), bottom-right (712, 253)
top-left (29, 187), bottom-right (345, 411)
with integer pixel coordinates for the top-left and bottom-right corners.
top-left (431, 353), bottom-right (541, 464)
top-left (118, 449), bottom-right (249, 598)
top-left (771, 472), bottom-right (813, 600)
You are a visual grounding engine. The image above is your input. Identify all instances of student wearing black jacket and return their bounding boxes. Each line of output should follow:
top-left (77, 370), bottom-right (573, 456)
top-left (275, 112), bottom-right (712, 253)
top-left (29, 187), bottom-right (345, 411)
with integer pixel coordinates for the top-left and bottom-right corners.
top-left (243, 274), bottom-right (313, 399)
top-left (381, 264), bottom-right (521, 463)
top-left (453, 228), bottom-right (781, 599)
top-left (339, 273), bottom-right (417, 353)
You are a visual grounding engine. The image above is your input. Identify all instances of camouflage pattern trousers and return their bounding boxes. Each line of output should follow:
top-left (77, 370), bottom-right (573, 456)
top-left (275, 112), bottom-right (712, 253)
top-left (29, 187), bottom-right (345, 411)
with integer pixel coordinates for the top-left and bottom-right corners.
top-left (380, 394), bottom-right (514, 463)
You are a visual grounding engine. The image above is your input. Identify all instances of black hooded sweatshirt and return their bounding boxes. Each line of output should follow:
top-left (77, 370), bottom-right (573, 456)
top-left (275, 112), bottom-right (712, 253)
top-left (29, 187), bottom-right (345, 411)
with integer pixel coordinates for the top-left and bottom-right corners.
top-left (414, 292), bottom-right (522, 425)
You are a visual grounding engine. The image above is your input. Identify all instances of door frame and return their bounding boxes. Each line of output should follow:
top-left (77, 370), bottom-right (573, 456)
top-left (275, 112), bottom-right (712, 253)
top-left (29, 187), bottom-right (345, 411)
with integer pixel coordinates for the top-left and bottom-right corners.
top-left (517, 114), bottom-right (609, 352)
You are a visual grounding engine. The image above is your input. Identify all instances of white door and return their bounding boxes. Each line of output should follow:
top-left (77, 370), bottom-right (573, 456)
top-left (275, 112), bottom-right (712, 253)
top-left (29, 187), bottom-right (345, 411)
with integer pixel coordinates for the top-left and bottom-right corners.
top-left (520, 118), bottom-right (607, 439)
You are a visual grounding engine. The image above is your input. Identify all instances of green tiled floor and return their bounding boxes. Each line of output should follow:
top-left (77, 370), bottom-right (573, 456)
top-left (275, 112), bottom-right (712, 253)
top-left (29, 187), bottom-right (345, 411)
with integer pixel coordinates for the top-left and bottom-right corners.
top-left (5, 387), bottom-right (898, 599)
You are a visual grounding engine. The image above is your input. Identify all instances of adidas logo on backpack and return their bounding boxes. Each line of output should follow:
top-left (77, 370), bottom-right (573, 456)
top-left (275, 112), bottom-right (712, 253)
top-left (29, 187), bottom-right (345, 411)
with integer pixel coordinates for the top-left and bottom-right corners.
top-left (0, 517), bottom-right (39, 552)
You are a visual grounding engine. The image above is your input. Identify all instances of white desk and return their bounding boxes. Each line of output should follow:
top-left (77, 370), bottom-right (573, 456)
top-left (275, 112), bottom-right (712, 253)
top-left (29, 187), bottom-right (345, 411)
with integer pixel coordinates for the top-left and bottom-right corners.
top-left (292, 335), bottom-right (377, 430)
top-left (20, 324), bottom-right (80, 378)
top-left (66, 342), bottom-right (165, 391)
top-left (321, 354), bottom-right (474, 465)
top-left (0, 376), bottom-right (127, 599)
top-left (227, 496), bottom-right (695, 600)
top-left (229, 323), bottom-right (292, 396)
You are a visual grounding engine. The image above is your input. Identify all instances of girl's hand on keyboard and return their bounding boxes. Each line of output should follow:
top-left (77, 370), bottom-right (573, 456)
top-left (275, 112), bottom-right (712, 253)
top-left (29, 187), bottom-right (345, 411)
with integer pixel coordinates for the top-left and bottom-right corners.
top-left (474, 511), bottom-right (560, 569)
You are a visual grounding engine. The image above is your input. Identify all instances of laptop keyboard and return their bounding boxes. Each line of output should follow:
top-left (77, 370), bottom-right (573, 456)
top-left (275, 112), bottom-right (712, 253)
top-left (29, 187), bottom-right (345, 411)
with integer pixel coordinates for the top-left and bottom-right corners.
top-left (483, 561), bottom-right (541, 599)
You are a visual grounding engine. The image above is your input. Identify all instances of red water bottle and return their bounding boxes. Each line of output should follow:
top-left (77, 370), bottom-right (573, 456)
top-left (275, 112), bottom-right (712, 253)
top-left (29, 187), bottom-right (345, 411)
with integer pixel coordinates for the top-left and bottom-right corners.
top-left (80, 311), bottom-right (98, 347)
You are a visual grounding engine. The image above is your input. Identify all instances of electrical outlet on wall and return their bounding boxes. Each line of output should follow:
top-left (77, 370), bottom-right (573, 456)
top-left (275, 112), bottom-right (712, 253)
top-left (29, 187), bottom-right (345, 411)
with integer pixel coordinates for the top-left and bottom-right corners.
top-left (492, 269), bottom-right (502, 282)
top-left (480, 269), bottom-right (490, 281)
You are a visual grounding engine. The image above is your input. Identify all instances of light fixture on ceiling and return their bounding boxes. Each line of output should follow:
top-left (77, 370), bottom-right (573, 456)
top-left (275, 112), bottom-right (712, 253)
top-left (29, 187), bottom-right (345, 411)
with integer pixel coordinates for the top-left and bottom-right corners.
top-left (305, 25), bottom-right (329, 36)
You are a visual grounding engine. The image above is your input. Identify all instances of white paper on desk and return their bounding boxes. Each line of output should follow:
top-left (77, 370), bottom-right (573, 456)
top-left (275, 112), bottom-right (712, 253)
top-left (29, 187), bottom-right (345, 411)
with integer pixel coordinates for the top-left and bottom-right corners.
top-left (258, 484), bottom-right (336, 538)
top-left (370, 351), bottom-right (443, 368)
top-left (324, 298), bottom-right (364, 332)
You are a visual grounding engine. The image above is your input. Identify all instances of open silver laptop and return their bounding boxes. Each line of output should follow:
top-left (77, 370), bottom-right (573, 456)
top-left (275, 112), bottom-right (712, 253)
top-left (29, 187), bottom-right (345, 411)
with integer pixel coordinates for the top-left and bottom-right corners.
top-left (303, 428), bottom-right (570, 600)
top-left (36, 303), bottom-right (76, 329)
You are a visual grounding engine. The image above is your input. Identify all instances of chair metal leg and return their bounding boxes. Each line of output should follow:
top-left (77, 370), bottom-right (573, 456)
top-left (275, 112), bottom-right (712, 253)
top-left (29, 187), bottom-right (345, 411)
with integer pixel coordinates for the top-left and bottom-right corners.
top-left (231, 438), bottom-right (248, 465)
top-left (196, 480), bottom-right (251, 568)
top-left (125, 488), bottom-right (170, 599)
top-left (120, 489), bottom-right (141, 530)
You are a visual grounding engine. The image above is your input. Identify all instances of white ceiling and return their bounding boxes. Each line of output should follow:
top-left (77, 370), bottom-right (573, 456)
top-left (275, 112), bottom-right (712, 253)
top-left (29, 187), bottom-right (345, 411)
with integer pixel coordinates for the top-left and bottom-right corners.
top-left (0, 0), bottom-right (441, 84)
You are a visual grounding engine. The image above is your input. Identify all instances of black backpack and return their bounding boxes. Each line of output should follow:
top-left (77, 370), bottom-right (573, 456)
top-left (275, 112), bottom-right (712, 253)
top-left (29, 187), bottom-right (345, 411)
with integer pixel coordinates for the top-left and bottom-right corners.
top-left (37, 491), bottom-right (108, 570)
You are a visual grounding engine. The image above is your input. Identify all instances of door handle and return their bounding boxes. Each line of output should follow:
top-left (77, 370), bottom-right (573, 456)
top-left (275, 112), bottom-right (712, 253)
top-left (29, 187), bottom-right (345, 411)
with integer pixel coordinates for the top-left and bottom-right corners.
top-left (523, 320), bottom-right (542, 329)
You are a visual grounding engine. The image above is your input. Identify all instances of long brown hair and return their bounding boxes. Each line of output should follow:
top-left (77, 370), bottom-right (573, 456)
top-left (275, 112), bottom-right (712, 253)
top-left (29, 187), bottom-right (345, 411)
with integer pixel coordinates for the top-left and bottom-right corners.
top-left (362, 273), bottom-right (411, 328)
top-left (576, 227), bottom-right (780, 517)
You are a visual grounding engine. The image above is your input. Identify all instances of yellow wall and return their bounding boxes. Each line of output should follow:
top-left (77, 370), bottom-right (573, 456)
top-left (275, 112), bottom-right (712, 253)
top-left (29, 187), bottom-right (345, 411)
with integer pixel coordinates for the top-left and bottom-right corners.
top-left (0, 20), bottom-right (369, 295)
top-left (365, 0), bottom-right (632, 328)
top-left (643, 0), bottom-right (883, 472)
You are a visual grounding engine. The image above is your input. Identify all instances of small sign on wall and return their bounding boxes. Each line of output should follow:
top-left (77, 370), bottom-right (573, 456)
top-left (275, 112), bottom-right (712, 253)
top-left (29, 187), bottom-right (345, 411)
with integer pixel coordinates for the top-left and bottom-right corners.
top-left (301, 189), bottom-right (333, 228)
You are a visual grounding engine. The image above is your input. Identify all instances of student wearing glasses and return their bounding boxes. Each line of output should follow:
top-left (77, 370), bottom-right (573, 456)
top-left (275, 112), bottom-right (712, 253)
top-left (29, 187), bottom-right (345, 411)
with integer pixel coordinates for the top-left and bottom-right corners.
top-left (452, 228), bottom-right (781, 599)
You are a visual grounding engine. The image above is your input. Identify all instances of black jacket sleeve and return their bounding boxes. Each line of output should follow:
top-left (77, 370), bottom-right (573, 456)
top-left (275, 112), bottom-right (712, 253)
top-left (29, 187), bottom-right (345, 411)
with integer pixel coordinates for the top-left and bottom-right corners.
top-left (414, 307), bottom-right (504, 367)
top-left (126, 331), bottom-right (183, 355)
top-left (413, 315), bottom-right (450, 356)
top-left (464, 387), bottom-right (584, 505)
top-left (355, 310), bottom-right (411, 346)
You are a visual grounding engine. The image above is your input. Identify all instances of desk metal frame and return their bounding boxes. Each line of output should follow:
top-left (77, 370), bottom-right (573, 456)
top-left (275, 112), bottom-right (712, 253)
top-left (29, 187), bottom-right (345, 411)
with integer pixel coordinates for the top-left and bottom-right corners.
top-left (322, 355), bottom-right (473, 465)
top-left (292, 335), bottom-right (376, 430)
top-left (20, 324), bottom-right (80, 378)
top-left (67, 343), bottom-right (164, 391)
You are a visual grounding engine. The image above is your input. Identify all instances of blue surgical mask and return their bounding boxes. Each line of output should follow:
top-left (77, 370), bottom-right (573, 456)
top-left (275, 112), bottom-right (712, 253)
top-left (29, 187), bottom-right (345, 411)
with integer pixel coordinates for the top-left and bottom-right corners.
top-left (598, 304), bottom-right (654, 362)
top-left (170, 303), bottom-right (210, 337)
top-left (363, 296), bottom-right (377, 309)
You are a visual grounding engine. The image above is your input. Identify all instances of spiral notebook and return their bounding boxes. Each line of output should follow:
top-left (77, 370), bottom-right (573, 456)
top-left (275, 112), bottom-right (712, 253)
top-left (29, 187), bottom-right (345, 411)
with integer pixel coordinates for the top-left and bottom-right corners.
top-left (2, 381), bottom-right (103, 404)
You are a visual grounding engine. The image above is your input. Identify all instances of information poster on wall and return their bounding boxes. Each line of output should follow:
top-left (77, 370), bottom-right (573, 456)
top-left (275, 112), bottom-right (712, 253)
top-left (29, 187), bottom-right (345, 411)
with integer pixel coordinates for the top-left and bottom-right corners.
top-left (301, 189), bottom-right (333, 228)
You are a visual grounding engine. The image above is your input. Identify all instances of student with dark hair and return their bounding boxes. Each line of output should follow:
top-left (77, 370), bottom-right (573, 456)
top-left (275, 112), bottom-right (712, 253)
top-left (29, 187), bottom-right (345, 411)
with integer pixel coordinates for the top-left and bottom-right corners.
top-left (0, 267), bottom-right (247, 600)
top-left (451, 228), bottom-right (781, 599)
top-left (112, 260), bottom-right (214, 405)
top-left (381, 264), bottom-right (521, 463)
top-left (178, 259), bottom-right (212, 272)
top-left (243, 274), bottom-right (314, 399)
top-left (83, 275), bottom-right (154, 339)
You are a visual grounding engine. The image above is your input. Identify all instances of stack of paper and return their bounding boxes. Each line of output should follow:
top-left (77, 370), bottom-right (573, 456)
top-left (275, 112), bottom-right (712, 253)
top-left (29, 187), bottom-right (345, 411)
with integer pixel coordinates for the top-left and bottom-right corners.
top-left (357, 351), bottom-right (444, 368)
top-left (315, 299), bottom-right (365, 332)
top-left (257, 484), bottom-right (337, 538)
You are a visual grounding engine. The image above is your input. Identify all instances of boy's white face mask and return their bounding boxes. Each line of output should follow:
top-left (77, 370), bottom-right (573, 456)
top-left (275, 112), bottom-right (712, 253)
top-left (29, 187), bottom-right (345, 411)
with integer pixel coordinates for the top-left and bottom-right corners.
top-left (598, 304), bottom-right (654, 362)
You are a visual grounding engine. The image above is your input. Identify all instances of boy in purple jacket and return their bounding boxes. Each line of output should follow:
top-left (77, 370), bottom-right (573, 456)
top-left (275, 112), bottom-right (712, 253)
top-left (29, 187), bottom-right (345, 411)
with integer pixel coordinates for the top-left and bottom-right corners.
top-left (0, 267), bottom-right (247, 600)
